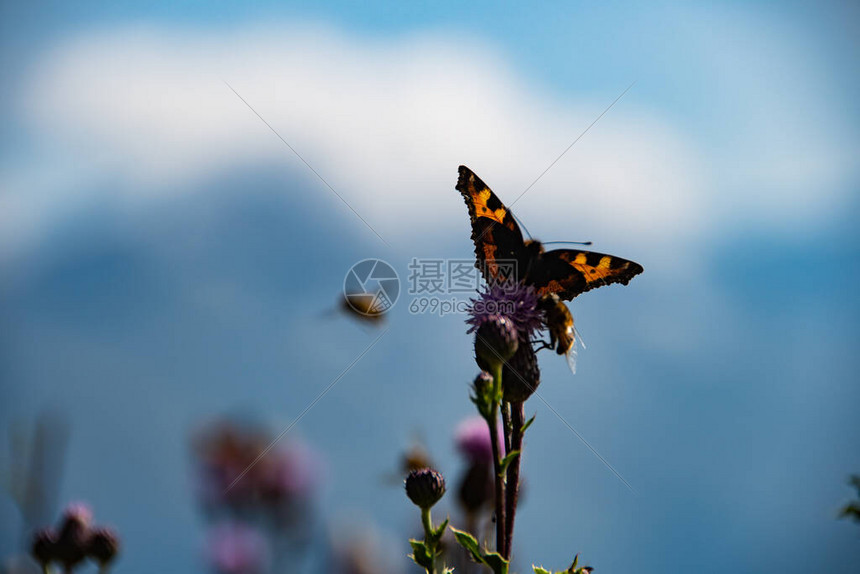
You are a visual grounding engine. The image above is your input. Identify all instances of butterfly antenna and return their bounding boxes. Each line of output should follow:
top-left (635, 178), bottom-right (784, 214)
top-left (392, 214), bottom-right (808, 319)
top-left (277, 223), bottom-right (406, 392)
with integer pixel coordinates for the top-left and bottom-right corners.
top-left (542, 240), bottom-right (593, 246)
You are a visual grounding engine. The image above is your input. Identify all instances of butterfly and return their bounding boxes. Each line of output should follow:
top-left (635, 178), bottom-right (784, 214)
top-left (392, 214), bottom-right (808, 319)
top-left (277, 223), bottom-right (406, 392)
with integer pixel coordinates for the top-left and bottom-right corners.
top-left (456, 165), bottom-right (643, 360)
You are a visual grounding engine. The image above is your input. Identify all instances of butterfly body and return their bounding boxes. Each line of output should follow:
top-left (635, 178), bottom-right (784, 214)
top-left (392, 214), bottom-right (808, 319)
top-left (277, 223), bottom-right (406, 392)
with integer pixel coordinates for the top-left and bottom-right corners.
top-left (456, 165), bottom-right (644, 300)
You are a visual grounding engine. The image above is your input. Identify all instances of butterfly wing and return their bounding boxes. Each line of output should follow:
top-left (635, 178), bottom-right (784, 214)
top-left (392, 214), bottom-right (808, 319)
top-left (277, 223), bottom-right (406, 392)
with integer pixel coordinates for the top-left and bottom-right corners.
top-left (456, 165), bottom-right (529, 283)
top-left (528, 249), bottom-right (643, 301)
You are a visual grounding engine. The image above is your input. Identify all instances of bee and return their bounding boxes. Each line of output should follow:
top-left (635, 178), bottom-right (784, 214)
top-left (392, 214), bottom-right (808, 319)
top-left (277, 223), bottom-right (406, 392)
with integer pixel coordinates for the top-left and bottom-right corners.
top-left (340, 295), bottom-right (386, 325)
top-left (538, 293), bottom-right (583, 373)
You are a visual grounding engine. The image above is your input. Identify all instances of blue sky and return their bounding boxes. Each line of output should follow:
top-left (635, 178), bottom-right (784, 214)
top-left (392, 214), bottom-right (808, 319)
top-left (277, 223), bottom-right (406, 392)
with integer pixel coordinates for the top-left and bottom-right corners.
top-left (1, 1), bottom-right (859, 573)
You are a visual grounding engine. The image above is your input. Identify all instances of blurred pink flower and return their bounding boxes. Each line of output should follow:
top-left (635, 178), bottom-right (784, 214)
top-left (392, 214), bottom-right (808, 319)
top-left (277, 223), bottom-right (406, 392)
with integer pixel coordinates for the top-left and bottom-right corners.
top-left (191, 419), bottom-right (323, 515)
top-left (455, 416), bottom-right (502, 465)
top-left (258, 441), bottom-right (321, 503)
top-left (206, 522), bottom-right (270, 574)
top-left (61, 502), bottom-right (93, 528)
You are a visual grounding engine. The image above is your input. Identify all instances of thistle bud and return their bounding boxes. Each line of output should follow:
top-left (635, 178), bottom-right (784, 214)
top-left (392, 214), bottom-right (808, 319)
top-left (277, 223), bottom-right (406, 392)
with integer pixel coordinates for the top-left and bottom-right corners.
top-left (60, 502), bottom-right (93, 530)
top-left (88, 527), bottom-right (120, 566)
top-left (470, 371), bottom-right (495, 419)
top-left (472, 371), bottom-right (493, 393)
top-left (30, 528), bottom-right (56, 567)
top-left (457, 462), bottom-right (493, 513)
top-left (502, 338), bottom-right (541, 403)
top-left (53, 503), bottom-right (93, 569)
top-left (474, 315), bottom-right (518, 370)
top-left (405, 468), bottom-right (446, 509)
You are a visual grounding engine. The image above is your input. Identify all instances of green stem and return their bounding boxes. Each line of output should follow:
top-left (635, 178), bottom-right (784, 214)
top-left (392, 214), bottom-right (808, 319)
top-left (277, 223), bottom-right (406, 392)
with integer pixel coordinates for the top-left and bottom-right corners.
top-left (488, 363), bottom-right (506, 556)
top-left (421, 507), bottom-right (438, 574)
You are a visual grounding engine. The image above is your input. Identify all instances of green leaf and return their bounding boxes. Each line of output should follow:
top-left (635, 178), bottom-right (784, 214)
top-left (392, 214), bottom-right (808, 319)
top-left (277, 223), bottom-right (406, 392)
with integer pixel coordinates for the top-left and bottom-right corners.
top-left (409, 539), bottom-right (434, 571)
top-left (533, 568), bottom-right (552, 574)
top-left (429, 517), bottom-right (450, 545)
top-left (450, 527), bottom-right (483, 564)
top-left (520, 414), bottom-right (536, 434)
top-left (499, 450), bottom-right (521, 475)
top-left (449, 527), bottom-right (509, 574)
top-left (481, 551), bottom-right (510, 574)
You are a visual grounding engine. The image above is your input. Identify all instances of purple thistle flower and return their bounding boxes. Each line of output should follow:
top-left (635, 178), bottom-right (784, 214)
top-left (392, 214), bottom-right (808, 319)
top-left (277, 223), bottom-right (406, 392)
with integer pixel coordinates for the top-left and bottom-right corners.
top-left (206, 522), bottom-right (270, 574)
top-left (54, 502), bottom-right (93, 569)
top-left (61, 502), bottom-right (93, 529)
top-left (466, 283), bottom-right (543, 338)
top-left (455, 416), bottom-right (502, 465)
top-left (258, 441), bottom-right (322, 504)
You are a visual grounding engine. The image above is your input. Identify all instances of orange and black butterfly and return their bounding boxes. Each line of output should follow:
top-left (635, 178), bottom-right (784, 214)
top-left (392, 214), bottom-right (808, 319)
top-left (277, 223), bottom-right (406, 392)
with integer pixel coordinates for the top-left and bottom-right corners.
top-left (456, 165), bottom-right (643, 363)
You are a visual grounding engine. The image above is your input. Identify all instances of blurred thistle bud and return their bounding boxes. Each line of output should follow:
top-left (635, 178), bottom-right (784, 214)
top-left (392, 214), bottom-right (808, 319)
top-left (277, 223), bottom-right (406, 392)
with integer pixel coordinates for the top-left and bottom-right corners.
top-left (258, 442), bottom-right (321, 508)
top-left (206, 522), bottom-right (270, 574)
top-left (472, 371), bottom-right (493, 394)
top-left (455, 416), bottom-right (501, 466)
top-left (474, 315), bottom-right (518, 370)
top-left (457, 462), bottom-right (493, 513)
top-left (54, 502), bottom-right (93, 569)
top-left (88, 527), bottom-right (121, 567)
top-left (30, 528), bottom-right (57, 568)
top-left (502, 337), bottom-right (541, 403)
top-left (405, 468), bottom-right (446, 509)
top-left (60, 502), bottom-right (93, 531)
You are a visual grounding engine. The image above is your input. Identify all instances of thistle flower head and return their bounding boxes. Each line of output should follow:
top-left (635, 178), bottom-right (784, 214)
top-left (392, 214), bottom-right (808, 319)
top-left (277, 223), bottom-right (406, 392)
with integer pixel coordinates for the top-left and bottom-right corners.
top-left (87, 527), bottom-right (120, 566)
top-left (30, 528), bottom-right (56, 567)
top-left (29, 502), bottom-right (122, 571)
top-left (404, 467), bottom-right (446, 509)
top-left (455, 416), bottom-right (502, 465)
top-left (457, 461), bottom-right (494, 513)
top-left (466, 283), bottom-right (543, 338)
top-left (54, 502), bottom-right (93, 569)
top-left (502, 339), bottom-right (541, 403)
top-left (206, 522), bottom-right (270, 574)
top-left (258, 442), bottom-right (321, 504)
top-left (60, 502), bottom-right (93, 532)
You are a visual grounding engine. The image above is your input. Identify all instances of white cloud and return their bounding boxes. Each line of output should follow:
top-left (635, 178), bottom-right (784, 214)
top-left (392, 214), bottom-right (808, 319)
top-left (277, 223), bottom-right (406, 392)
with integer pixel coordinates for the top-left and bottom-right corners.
top-left (2, 24), bottom-right (706, 261)
top-left (2, 17), bottom-right (855, 262)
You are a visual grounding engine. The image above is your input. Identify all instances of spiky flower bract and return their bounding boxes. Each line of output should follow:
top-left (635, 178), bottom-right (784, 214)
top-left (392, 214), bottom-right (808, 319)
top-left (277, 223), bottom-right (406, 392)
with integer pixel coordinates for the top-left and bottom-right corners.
top-left (466, 283), bottom-right (543, 339)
